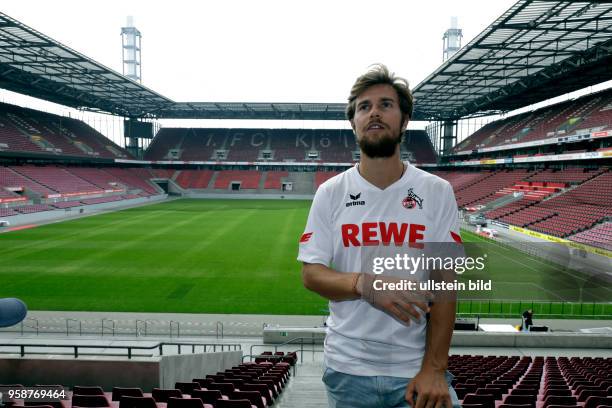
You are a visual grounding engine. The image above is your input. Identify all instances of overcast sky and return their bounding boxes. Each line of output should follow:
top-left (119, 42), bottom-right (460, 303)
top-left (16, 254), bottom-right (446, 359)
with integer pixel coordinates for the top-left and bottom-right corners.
top-left (2, 0), bottom-right (609, 142)
top-left (4, 0), bottom-right (518, 103)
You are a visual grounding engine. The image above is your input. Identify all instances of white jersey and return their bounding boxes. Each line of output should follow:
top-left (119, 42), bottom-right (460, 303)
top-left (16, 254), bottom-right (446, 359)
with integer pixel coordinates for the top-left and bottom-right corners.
top-left (298, 162), bottom-right (461, 378)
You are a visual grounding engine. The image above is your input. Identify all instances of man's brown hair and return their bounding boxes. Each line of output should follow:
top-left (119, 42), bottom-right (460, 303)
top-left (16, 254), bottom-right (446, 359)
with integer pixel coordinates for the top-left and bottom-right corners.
top-left (346, 64), bottom-right (413, 124)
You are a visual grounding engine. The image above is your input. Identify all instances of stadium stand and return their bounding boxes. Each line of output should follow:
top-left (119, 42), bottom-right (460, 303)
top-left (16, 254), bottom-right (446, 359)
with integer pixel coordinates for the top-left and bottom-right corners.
top-left (0, 360), bottom-right (292, 408)
top-left (80, 196), bottom-right (124, 205)
top-left (214, 170), bottom-right (261, 190)
top-left (2, 354), bottom-right (608, 408)
top-left (0, 102), bottom-right (130, 159)
top-left (0, 165), bottom-right (55, 196)
top-left (143, 129), bottom-right (437, 164)
top-left (314, 171), bottom-right (341, 189)
top-left (150, 169), bottom-right (176, 179)
top-left (489, 169), bottom-right (611, 237)
top-left (14, 204), bottom-right (53, 214)
top-left (317, 131), bottom-right (354, 162)
top-left (0, 184), bottom-right (26, 205)
top-left (52, 201), bottom-right (84, 209)
top-left (453, 88), bottom-right (612, 153)
top-left (263, 171), bottom-right (288, 190)
top-left (449, 355), bottom-right (612, 407)
top-left (568, 222), bottom-right (612, 252)
top-left (403, 131), bottom-right (437, 163)
top-left (172, 129), bottom-right (226, 162)
top-left (0, 117), bottom-right (43, 154)
top-left (0, 165), bottom-right (167, 218)
top-left (12, 165), bottom-right (102, 195)
top-left (447, 169), bottom-right (536, 208)
top-left (2, 166), bottom-right (161, 199)
top-left (104, 168), bottom-right (159, 195)
top-left (65, 167), bottom-right (128, 191)
top-left (225, 132), bottom-right (262, 162)
top-left (175, 170), bottom-right (214, 189)
top-left (432, 167), bottom-right (612, 244)
top-left (145, 128), bottom-right (190, 160)
top-left (0, 207), bottom-right (18, 217)
top-left (525, 168), bottom-right (605, 184)
top-left (431, 170), bottom-right (495, 191)
top-left (527, 171), bottom-right (612, 238)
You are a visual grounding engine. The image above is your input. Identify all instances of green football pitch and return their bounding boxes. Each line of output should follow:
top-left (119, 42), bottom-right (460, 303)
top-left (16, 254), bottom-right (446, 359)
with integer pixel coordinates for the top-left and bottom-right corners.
top-left (0, 199), bottom-right (610, 317)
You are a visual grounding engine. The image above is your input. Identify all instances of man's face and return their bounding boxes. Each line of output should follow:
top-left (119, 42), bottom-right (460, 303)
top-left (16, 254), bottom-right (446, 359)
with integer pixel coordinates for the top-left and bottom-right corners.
top-left (351, 83), bottom-right (408, 158)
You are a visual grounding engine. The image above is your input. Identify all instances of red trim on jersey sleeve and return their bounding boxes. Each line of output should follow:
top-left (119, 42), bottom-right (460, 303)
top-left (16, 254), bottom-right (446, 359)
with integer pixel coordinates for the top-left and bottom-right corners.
top-left (450, 231), bottom-right (463, 243)
top-left (300, 232), bottom-right (313, 243)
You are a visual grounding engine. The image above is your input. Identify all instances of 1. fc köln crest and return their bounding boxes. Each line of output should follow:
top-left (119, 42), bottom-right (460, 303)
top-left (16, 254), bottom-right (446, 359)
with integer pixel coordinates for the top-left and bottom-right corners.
top-left (402, 188), bottom-right (424, 210)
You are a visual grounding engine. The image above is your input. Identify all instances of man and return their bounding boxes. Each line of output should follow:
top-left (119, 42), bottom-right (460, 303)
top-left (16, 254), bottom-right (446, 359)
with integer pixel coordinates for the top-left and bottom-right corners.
top-left (522, 309), bottom-right (533, 331)
top-left (298, 64), bottom-right (462, 408)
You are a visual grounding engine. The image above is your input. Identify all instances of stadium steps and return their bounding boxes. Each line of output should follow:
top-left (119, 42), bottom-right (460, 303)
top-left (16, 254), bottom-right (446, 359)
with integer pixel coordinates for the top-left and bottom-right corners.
top-left (285, 171), bottom-right (316, 194)
top-left (479, 191), bottom-right (525, 212)
top-left (258, 171), bottom-right (268, 191)
top-left (206, 171), bottom-right (220, 191)
top-left (274, 362), bottom-right (327, 408)
top-left (541, 184), bottom-right (577, 202)
top-left (172, 170), bottom-right (181, 182)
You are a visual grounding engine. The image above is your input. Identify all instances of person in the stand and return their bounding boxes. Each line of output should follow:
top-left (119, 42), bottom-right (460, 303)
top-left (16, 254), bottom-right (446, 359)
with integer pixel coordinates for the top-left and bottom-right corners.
top-left (298, 64), bottom-right (462, 408)
top-left (522, 309), bottom-right (534, 331)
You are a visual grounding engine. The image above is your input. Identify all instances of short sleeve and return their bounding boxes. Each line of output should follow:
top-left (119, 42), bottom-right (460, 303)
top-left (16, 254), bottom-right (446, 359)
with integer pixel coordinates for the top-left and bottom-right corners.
top-left (434, 181), bottom-right (462, 244)
top-left (297, 184), bottom-right (333, 267)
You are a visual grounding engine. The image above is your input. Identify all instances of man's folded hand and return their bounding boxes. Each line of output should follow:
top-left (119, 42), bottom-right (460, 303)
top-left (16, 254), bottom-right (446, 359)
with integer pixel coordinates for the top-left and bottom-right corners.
top-left (357, 273), bottom-right (432, 325)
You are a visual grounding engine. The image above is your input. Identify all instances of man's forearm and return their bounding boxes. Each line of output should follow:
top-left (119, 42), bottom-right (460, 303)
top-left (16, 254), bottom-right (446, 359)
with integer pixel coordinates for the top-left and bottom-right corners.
top-left (302, 262), bottom-right (360, 301)
top-left (422, 300), bottom-right (456, 372)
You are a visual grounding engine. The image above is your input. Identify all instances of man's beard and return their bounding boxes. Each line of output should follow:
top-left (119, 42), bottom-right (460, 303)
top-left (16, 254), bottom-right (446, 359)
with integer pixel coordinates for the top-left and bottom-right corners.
top-left (358, 130), bottom-right (402, 158)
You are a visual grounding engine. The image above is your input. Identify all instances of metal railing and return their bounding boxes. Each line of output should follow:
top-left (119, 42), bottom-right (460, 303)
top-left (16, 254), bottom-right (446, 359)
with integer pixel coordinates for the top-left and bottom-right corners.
top-left (66, 318), bottom-right (82, 336)
top-left (20, 318), bottom-right (39, 336)
top-left (216, 321), bottom-right (224, 339)
top-left (9, 317), bottom-right (263, 337)
top-left (101, 319), bottom-right (115, 336)
top-left (456, 299), bottom-right (612, 319)
top-left (169, 320), bottom-right (180, 338)
top-left (0, 341), bottom-right (241, 359)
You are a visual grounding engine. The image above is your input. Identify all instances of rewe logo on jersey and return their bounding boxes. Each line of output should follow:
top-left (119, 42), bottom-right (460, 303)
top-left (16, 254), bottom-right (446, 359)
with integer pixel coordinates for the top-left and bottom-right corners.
top-left (341, 222), bottom-right (426, 248)
top-left (346, 192), bottom-right (365, 207)
top-left (402, 188), bottom-right (424, 210)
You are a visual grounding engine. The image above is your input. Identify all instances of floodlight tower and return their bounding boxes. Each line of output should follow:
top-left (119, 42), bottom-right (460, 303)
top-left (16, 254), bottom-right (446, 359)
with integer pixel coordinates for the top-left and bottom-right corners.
top-left (121, 16), bottom-right (141, 83)
top-left (443, 17), bottom-right (462, 62)
top-left (437, 17), bottom-right (463, 154)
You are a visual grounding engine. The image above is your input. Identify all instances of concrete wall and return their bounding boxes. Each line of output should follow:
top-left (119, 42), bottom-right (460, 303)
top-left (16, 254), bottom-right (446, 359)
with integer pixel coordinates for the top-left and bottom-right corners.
top-left (1, 195), bottom-right (168, 228)
top-left (159, 351), bottom-right (242, 387)
top-left (0, 351), bottom-right (242, 390)
top-left (264, 327), bottom-right (325, 345)
top-left (0, 358), bottom-right (158, 389)
top-left (452, 331), bottom-right (612, 348)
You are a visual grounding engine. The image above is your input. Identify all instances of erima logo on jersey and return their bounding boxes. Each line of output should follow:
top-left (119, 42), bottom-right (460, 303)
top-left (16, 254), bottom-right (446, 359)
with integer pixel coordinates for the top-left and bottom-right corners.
top-left (402, 188), bottom-right (424, 210)
top-left (346, 192), bottom-right (365, 207)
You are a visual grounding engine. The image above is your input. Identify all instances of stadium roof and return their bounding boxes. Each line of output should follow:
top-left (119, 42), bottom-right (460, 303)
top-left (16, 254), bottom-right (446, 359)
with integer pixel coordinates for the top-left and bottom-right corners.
top-left (413, 0), bottom-right (612, 121)
top-left (1, 1), bottom-right (612, 122)
top-left (0, 12), bottom-right (173, 118)
top-left (156, 102), bottom-right (348, 120)
top-left (0, 11), bottom-right (352, 121)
